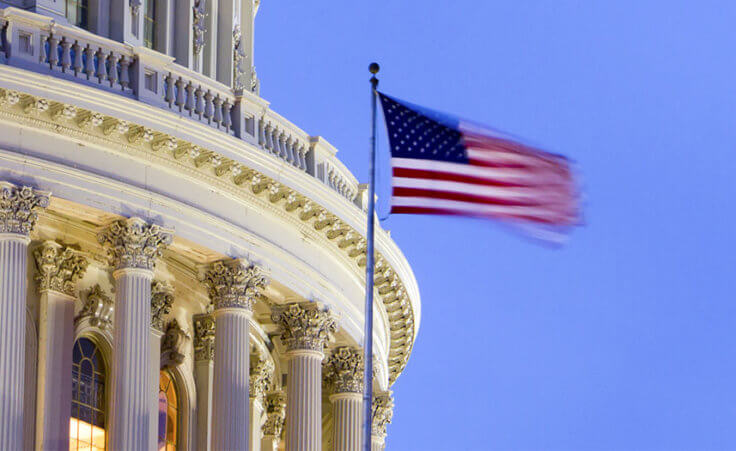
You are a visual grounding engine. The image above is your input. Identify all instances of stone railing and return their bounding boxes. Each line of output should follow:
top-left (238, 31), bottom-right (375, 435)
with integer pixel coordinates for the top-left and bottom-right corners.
top-left (0, 7), bottom-right (360, 204)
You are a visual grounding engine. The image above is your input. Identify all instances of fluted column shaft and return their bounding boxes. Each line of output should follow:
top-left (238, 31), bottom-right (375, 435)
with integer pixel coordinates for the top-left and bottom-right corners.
top-left (149, 328), bottom-right (163, 451)
top-left (211, 308), bottom-right (251, 450)
top-left (331, 392), bottom-right (363, 451)
top-left (0, 235), bottom-right (31, 448)
top-left (35, 290), bottom-right (76, 449)
top-left (285, 349), bottom-right (323, 451)
top-left (110, 268), bottom-right (153, 450)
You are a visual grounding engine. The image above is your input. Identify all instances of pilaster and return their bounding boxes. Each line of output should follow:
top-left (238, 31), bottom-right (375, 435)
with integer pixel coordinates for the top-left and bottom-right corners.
top-left (261, 391), bottom-right (285, 451)
top-left (149, 280), bottom-right (173, 451)
top-left (371, 392), bottom-right (394, 451)
top-left (193, 313), bottom-right (215, 451)
top-left (249, 356), bottom-right (273, 451)
top-left (324, 346), bottom-right (364, 451)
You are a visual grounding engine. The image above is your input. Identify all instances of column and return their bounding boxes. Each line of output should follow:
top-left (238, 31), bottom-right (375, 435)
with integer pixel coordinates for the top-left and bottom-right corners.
top-left (271, 302), bottom-right (337, 451)
top-left (249, 356), bottom-right (273, 451)
top-left (0, 182), bottom-right (50, 449)
top-left (193, 313), bottom-right (215, 451)
top-left (324, 347), bottom-right (364, 451)
top-left (98, 217), bottom-right (173, 450)
top-left (371, 392), bottom-right (394, 451)
top-left (34, 242), bottom-right (88, 450)
top-left (260, 391), bottom-right (285, 451)
top-left (215, 0), bottom-right (237, 87)
top-left (149, 281), bottom-right (173, 451)
top-left (204, 259), bottom-right (269, 451)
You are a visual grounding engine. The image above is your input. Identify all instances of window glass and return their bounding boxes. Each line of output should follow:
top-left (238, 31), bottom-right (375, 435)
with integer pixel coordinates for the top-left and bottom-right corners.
top-left (70, 337), bottom-right (106, 451)
top-left (143, 0), bottom-right (156, 49)
top-left (66, 0), bottom-right (89, 29)
top-left (158, 371), bottom-right (178, 451)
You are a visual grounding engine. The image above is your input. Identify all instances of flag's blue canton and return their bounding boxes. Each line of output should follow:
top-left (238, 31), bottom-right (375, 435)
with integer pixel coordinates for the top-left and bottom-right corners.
top-left (379, 93), bottom-right (468, 163)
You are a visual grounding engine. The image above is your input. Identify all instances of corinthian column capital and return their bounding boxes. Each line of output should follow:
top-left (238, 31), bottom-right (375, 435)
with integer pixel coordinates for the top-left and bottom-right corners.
top-left (262, 391), bottom-right (286, 437)
top-left (204, 259), bottom-right (269, 311)
top-left (250, 356), bottom-right (274, 401)
top-left (151, 280), bottom-right (174, 331)
top-left (33, 241), bottom-right (88, 297)
top-left (271, 302), bottom-right (337, 354)
top-left (324, 346), bottom-right (364, 394)
top-left (97, 217), bottom-right (173, 271)
top-left (0, 182), bottom-right (50, 237)
top-left (372, 391), bottom-right (394, 438)
top-left (193, 313), bottom-right (215, 362)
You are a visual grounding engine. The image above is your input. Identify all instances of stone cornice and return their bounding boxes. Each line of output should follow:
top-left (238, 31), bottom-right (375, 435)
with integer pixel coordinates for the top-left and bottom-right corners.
top-left (97, 217), bottom-right (173, 271)
top-left (0, 85), bottom-right (416, 384)
top-left (33, 241), bottom-right (88, 297)
top-left (323, 346), bottom-right (364, 394)
top-left (271, 302), bottom-right (337, 354)
top-left (0, 181), bottom-right (50, 236)
top-left (204, 259), bottom-right (269, 311)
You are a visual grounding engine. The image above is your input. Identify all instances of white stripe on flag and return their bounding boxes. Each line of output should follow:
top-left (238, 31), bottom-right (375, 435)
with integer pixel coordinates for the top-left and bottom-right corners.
top-left (391, 158), bottom-right (570, 185)
top-left (392, 177), bottom-right (569, 201)
top-left (391, 196), bottom-right (570, 220)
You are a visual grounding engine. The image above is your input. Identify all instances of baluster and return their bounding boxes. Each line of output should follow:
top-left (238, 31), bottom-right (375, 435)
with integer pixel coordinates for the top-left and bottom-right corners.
top-left (194, 86), bottom-right (204, 118)
top-left (39, 35), bottom-right (48, 63)
top-left (258, 118), bottom-right (266, 146)
top-left (95, 48), bottom-right (107, 83)
top-left (285, 137), bottom-right (295, 165)
top-left (119, 56), bottom-right (130, 90)
top-left (60, 38), bottom-right (72, 72)
top-left (263, 124), bottom-right (272, 151)
top-left (84, 45), bottom-right (95, 80)
top-left (278, 133), bottom-right (288, 160)
top-left (271, 129), bottom-right (280, 155)
top-left (222, 101), bottom-right (232, 132)
top-left (72, 41), bottom-right (83, 75)
top-left (48, 34), bottom-right (59, 69)
top-left (164, 73), bottom-right (175, 105)
top-left (184, 82), bottom-right (195, 115)
top-left (300, 144), bottom-right (308, 170)
top-left (175, 77), bottom-right (185, 111)
top-left (213, 95), bottom-right (223, 126)
top-left (204, 91), bottom-right (214, 123)
top-left (108, 52), bottom-right (119, 87)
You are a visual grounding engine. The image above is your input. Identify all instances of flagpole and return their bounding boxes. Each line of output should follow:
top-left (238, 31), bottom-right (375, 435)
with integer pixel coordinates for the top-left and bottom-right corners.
top-left (362, 62), bottom-right (380, 451)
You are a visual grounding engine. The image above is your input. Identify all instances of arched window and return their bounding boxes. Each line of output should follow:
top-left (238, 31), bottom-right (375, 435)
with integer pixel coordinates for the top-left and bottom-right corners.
top-left (158, 371), bottom-right (179, 450)
top-left (70, 337), bottom-right (106, 451)
top-left (66, 0), bottom-right (89, 29)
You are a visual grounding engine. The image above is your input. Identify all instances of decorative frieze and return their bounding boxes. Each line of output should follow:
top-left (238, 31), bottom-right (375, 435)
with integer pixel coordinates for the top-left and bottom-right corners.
top-left (262, 391), bottom-right (286, 437)
top-left (97, 217), bottom-right (173, 271)
top-left (203, 259), bottom-right (269, 311)
top-left (0, 182), bottom-right (50, 236)
top-left (151, 280), bottom-right (174, 331)
top-left (249, 356), bottom-right (274, 401)
top-left (323, 346), bottom-right (364, 394)
top-left (372, 391), bottom-right (394, 438)
top-left (271, 302), bottom-right (337, 353)
top-left (193, 313), bottom-right (215, 362)
top-left (76, 284), bottom-right (114, 330)
top-left (33, 241), bottom-right (88, 296)
top-left (161, 319), bottom-right (188, 369)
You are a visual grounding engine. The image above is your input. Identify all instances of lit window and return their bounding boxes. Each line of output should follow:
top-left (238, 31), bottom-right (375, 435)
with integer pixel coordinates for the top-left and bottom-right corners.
top-left (158, 371), bottom-right (178, 451)
top-left (70, 337), bottom-right (106, 451)
top-left (66, 0), bottom-right (89, 29)
top-left (143, 0), bottom-right (156, 50)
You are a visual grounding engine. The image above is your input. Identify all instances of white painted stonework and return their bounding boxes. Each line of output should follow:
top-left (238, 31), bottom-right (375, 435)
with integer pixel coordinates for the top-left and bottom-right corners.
top-left (0, 2), bottom-right (415, 449)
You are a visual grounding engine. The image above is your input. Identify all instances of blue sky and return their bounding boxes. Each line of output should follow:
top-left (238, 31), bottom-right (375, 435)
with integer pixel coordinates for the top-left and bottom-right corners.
top-left (257, 2), bottom-right (736, 450)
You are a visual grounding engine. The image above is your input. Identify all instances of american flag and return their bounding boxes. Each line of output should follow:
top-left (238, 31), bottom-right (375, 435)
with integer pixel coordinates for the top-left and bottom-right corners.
top-left (378, 92), bottom-right (580, 239)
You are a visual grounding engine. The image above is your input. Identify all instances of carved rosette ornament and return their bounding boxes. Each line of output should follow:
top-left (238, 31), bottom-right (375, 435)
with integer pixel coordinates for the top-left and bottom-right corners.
top-left (33, 241), bottom-right (88, 296)
top-left (76, 284), bottom-right (114, 330)
top-left (372, 391), bottom-right (394, 438)
top-left (249, 356), bottom-right (274, 401)
top-left (161, 319), bottom-right (188, 369)
top-left (193, 313), bottom-right (215, 362)
top-left (271, 302), bottom-right (337, 353)
top-left (262, 391), bottom-right (286, 438)
top-left (151, 280), bottom-right (174, 331)
top-left (0, 182), bottom-right (50, 236)
top-left (97, 217), bottom-right (173, 271)
top-left (203, 260), bottom-right (269, 311)
top-left (323, 346), bottom-right (364, 394)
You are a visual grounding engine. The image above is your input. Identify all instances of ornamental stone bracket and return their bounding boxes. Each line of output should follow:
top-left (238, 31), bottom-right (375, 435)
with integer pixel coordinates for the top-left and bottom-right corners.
top-left (97, 217), bottom-right (173, 271)
top-left (75, 284), bottom-right (114, 331)
top-left (262, 391), bottom-right (286, 438)
top-left (0, 181), bottom-right (50, 236)
top-left (33, 241), bottom-right (88, 297)
top-left (151, 280), bottom-right (174, 332)
top-left (271, 302), bottom-right (337, 354)
top-left (372, 391), bottom-right (394, 439)
top-left (323, 346), bottom-right (364, 394)
top-left (249, 355), bottom-right (274, 402)
top-left (161, 319), bottom-right (188, 369)
top-left (193, 313), bottom-right (215, 362)
top-left (203, 259), bottom-right (269, 311)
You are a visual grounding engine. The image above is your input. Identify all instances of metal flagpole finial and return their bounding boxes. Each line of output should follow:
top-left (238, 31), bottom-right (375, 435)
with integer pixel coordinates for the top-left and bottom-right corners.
top-left (369, 62), bottom-right (380, 89)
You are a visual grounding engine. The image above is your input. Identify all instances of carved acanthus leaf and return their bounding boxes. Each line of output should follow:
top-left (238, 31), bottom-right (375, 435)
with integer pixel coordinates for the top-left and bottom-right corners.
top-left (34, 241), bottom-right (88, 296)
top-left (76, 284), bottom-right (114, 330)
top-left (97, 217), bottom-right (173, 271)
top-left (193, 313), bottom-right (215, 361)
top-left (324, 346), bottom-right (364, 394)
top-left (203, 260), bottom-right (269, 311)
top-left (249, 356), bottom-right (274, 401)
top-left (0, 182), bottom-right (50, 236)
top-left (271, 302), bottom-right (337, 353)
top-left (262, 391), bottom-right (286, 437)
top-left (151, 280), bottom-right (174, 331)
top-left (372, 391), bottom-right (394, 438)
top-left (161, 319), bottom-right (188, 369)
